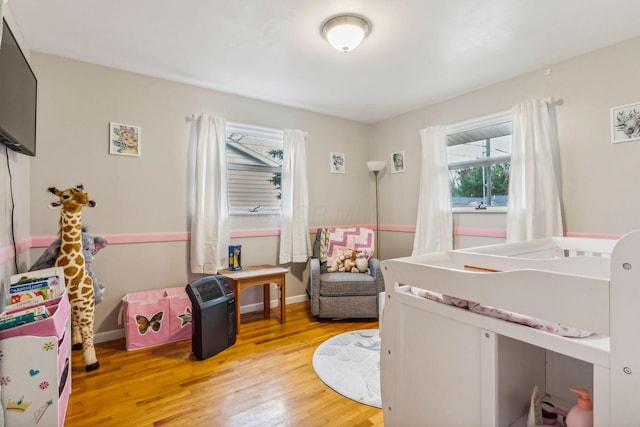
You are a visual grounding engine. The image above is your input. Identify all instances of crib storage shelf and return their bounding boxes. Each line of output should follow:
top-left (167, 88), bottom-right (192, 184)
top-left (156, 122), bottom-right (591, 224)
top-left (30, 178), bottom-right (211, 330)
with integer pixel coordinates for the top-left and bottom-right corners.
top-left (0, 292), bottom-right (71, 427)
top-left (380, 231), bottom-right (640, 426)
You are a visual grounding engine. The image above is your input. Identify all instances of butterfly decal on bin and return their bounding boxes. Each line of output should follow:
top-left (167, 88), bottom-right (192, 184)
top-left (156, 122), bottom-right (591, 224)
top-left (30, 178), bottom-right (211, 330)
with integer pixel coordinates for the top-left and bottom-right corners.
top-left (135, 312), bottom-right (164, 335)
top-left (121, 287), bottom-right (193, 350)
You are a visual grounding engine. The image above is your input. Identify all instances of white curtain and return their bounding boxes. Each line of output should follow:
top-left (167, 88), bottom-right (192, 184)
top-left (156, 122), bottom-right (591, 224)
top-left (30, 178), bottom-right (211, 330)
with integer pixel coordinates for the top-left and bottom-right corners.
top-left (506, 98), bottom-right (563, 242)
top-left (412, 126), bottom-right (453, 255)
top-left (190, 114), bottom-right (230, 274)
top-left (279, 129), bottom-right (311, 264)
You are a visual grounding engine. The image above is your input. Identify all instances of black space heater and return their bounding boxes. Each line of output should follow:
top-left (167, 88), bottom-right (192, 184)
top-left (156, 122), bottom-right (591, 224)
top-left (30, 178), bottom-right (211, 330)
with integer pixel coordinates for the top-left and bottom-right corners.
top-left (186, 275), bottom-right (237, 360)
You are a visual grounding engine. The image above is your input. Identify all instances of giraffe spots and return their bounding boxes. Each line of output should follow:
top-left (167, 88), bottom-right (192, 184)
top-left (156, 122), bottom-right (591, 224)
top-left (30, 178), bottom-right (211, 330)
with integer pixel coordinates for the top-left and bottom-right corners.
top-left (63, 218), bottom-right (81, 227)
top-left (82, 278), bottom-right (94, 293)
top-left (56, 257), bottom-right (70, 267)
top-left (67, 232), bottom-right (82, 242)
top-left (74, 254), bottom-right (86, 265)
top-left (80, 286), bottom-right (94, 297)
top-left (64, 265), bottom-right (80, 277)
top-left (63, 225), bottom-right (78, 234)
top-left (62, 242), bottom-right (82, 253)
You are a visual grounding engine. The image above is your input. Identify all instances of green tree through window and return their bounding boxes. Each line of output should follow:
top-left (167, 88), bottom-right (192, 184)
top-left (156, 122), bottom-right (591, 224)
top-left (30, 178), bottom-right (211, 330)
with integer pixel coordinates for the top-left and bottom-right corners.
top-left (267, 148), bottom-right (283, 199)
top-left (447, 114), bottom-right (512, 208)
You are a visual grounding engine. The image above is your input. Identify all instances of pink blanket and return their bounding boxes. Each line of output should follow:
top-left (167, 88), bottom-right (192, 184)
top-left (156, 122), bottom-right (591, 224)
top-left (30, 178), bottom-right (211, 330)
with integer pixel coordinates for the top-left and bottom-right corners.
top-left (326, 227), bottom-right (375, 263)
top-left (410, 287), bottom-right (593, 338)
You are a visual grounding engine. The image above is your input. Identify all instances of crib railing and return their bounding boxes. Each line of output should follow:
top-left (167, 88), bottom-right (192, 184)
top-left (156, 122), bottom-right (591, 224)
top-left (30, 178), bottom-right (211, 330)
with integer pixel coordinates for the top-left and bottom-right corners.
top-left (552, 236), bottom-right (616, 258)
top-left (456, 236), bottom-right (617, 260)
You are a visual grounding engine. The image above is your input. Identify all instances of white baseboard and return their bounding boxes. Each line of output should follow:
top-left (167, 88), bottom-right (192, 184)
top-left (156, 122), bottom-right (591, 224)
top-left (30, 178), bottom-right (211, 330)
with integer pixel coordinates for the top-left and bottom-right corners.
top-left (94, 294), bottom-right (309, 344)
top-left (95, 328), bottom-right (125, 343)
top-left (239, 294), bottom-right (307, 314)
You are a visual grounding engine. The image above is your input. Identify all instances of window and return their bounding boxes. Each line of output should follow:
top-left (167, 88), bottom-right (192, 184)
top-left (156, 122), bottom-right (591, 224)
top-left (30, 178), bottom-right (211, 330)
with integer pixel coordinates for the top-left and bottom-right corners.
top-left (447, 112), bottom-right (512, 209)
top-left (226, 123), bottom-right (283, 215)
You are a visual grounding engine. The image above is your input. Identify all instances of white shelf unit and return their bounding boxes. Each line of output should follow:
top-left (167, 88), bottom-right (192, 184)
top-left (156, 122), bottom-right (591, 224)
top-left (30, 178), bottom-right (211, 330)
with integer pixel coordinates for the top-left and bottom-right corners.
top-left (0, 292), bottom-right (71, 427)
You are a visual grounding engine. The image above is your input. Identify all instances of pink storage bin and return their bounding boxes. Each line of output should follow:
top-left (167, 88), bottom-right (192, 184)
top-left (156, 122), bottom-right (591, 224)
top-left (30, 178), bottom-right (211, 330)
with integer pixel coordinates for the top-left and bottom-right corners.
top-left (0, 292), bottom-right (70, 340)
top-left (121, 287), bottom-right (192, 351)
top-left (165, 287), bottom-right (192, 342)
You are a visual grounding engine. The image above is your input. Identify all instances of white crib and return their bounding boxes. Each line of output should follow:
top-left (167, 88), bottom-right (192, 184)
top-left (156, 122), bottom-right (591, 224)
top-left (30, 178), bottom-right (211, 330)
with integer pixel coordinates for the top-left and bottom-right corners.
top-left (380, 230), bottom-right (640, 426)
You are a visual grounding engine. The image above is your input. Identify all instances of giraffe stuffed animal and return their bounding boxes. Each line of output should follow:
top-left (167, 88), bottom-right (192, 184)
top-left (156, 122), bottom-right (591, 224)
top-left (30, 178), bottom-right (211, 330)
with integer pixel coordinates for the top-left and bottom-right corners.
top-left (49, 185), bottom-right (100, 372)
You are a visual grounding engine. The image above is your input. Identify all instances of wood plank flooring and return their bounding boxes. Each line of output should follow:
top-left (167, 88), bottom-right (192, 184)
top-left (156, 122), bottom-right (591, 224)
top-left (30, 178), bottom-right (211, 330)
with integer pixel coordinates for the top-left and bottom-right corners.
top-left (65, 301), bottom-right (383, 427)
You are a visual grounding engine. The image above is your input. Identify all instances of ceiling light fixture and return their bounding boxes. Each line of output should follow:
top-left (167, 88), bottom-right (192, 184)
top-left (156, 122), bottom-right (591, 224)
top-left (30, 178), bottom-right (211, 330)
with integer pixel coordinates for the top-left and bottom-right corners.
top-left (322, 14), bottom-right (371, 53)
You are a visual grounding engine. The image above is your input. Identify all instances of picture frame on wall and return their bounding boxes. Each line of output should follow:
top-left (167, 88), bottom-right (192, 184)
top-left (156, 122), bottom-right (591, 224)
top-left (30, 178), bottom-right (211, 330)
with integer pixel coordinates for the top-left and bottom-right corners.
top-left (391, 151), bottom-right (405, 173)
top-left (611, 102), bottom-right (640, 144)
top-left (110, 122), bottom-right (141, 156)
top-left (330, 152), bottom-right (345, 174)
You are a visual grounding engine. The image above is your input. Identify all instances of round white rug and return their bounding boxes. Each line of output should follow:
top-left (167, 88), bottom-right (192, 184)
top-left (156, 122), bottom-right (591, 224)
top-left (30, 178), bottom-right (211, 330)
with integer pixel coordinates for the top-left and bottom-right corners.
top-left (312, 329), bottom-right (381, 408)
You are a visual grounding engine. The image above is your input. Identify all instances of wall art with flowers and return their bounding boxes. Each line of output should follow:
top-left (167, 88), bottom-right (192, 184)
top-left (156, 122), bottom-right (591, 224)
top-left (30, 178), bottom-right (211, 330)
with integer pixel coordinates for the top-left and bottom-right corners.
top-left (611, 102), bottom-right (640, 144)
top-left (110, 122), bottom-right (141, 156)
top-left (330, 152), bottom-right (345, 174)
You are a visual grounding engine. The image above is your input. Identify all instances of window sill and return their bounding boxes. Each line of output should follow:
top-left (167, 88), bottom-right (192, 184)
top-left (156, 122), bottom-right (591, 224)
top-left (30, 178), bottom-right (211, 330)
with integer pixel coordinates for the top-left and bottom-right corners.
top-left (229, 210), bottom-right (280, 217)
top-left (453, 207), bottom-right (507, 214)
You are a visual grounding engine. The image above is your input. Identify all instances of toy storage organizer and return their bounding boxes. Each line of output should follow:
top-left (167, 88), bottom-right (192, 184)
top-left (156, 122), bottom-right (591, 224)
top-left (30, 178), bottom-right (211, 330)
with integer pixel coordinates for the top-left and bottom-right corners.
top-left (0, 292), bottom-right (71, 427)
top-left (121, 287), bottom-right (192, 351)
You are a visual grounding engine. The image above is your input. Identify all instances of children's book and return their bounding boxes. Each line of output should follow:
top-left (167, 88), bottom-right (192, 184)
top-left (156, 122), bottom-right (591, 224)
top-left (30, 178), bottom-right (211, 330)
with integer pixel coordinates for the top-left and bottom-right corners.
top-left (7, 267), bottom-right (65, 310)
top-left (0, 305), bottom-right (50, 330)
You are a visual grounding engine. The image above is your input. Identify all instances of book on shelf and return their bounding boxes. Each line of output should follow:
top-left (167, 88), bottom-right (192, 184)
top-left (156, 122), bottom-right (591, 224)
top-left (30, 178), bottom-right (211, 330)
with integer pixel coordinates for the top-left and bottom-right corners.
top-left (0, 305), bottom-right (50, 331)
top-left (9, 275), bottom-right (60, 293)
top-left (7, 266), bottom-right (65, 310)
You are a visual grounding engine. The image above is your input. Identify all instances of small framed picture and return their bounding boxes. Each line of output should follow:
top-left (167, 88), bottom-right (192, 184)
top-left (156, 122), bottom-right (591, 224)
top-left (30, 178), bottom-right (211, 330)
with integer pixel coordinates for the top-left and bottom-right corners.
top-left (330, 152), bottom-right (345, 174)
top-left (391, 151), bottom-right (405, 173)
top-left (611, 102), bottom-right (640, 144)
top-left (110, 122), bottom-right (141, 156)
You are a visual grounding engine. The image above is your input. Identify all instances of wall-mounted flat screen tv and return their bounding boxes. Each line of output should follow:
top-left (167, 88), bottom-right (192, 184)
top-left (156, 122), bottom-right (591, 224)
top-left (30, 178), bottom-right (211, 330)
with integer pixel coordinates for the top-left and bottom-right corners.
top-left (0, 18), bottom-right (37, 156)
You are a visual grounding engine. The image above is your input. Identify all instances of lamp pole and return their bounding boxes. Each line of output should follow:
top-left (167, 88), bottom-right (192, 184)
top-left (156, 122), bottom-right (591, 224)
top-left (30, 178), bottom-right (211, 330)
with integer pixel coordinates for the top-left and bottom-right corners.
top-left (373, 169), bottom-right (380, 258)
top-left (367, 160), bottom-right (385, 258)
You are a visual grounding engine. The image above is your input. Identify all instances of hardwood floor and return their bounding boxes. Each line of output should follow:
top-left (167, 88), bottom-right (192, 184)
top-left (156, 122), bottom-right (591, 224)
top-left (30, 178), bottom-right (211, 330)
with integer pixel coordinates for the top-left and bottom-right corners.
top-left (65, 301), bottom-right (383, 427)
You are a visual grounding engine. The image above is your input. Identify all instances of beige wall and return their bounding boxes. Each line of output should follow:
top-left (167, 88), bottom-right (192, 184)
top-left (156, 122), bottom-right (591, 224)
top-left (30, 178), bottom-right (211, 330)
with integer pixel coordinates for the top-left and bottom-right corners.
top-left (27, 53), bottom-right (371, 335)
top-left (4, 20), bottom-right (640, 337)
top-left (371, 36), bottom-right (640, 258)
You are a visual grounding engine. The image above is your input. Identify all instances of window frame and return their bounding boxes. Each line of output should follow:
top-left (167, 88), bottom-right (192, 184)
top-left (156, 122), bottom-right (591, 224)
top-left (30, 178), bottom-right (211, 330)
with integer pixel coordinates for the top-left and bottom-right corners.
top-left (226, 122), bottom-right (284, 217)
top-left (446, 111), bottom-right (512, 213)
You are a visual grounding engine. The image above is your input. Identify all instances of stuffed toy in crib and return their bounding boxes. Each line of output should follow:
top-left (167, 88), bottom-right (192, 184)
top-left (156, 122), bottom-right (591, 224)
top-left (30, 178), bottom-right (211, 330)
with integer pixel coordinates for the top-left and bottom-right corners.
top-left (29, 230), bottom-right (108, 304)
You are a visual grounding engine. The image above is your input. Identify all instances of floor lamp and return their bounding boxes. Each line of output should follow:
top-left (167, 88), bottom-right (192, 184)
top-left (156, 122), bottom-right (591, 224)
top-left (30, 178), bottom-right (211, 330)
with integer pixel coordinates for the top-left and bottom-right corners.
top-left (367, 160), bottom-right (385, 257)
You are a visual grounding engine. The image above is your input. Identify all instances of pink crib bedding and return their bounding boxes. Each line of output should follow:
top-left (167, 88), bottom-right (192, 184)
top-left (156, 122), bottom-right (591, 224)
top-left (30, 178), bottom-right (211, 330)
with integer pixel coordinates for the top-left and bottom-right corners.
top-left (409, 286), bottom-right (593, 338)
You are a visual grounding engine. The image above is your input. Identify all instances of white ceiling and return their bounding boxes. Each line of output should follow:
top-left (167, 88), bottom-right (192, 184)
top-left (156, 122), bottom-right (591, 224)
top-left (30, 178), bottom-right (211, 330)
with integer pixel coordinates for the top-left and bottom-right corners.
top-left (7, 0), bottom-right (640, 123)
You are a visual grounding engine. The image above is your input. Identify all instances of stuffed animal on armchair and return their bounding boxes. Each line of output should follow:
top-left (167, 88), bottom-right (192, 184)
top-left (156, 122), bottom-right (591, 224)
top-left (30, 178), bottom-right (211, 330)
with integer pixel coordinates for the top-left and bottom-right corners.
top-left (29, 230), bottom-right (108, 304)
top-left (327, 248), bottom-right (369, 273)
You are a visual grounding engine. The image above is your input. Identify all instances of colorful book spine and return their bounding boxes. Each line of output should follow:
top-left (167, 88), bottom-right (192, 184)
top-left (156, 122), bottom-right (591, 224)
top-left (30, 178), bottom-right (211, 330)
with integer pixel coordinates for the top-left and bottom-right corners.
top-left (8, 276), bottom-right (60, 305)
top-left (0, 306), bottom-right (50, 331)
top-left (9, 276), bottom-right (59, 293)
top-left (5, 295), bottom-right (46, 311)
top-left (10, 290), bottom-right (51, 305)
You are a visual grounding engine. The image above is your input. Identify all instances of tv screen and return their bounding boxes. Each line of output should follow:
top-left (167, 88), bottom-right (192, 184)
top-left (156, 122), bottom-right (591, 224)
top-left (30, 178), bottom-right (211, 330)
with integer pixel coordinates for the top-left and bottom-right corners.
top-left (0, 18), bottom-right (37, 156)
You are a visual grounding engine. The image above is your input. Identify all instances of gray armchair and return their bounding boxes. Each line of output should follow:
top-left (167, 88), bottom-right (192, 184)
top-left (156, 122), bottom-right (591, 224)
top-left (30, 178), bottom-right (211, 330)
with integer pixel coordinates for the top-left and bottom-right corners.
top-left (308, 228), bottom-right (385, 319)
